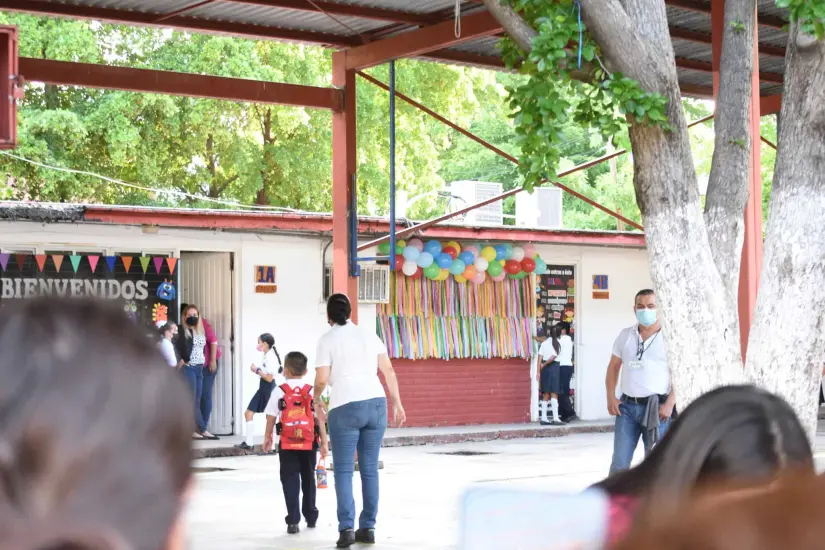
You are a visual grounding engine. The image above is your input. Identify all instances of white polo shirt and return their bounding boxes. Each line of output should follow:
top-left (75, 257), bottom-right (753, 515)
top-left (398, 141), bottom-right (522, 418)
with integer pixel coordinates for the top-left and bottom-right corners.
top-left (315, 321), bottom-right (387, 411)
top-left (612, 325), bottom-right (670, 398)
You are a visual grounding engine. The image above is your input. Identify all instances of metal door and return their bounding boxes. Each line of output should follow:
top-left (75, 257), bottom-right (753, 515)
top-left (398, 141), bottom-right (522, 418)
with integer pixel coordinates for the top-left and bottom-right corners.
top-left (180, 252), bottom-right (234, 435)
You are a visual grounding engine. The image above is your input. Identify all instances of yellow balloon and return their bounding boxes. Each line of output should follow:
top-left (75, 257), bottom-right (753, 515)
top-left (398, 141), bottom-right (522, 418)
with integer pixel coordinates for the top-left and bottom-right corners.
top-left (437, 268), bottom-right (450, 281)
top-left (481, 246), bottom-right (497, 262)
top-left (499, 259), bottom-right (506, 266)
top-left (445, 240), bottom-right (461, 254)
top-left (397, 239), bottom-right (406, 248)
top-left (454, 274), bottom-right (467, 284)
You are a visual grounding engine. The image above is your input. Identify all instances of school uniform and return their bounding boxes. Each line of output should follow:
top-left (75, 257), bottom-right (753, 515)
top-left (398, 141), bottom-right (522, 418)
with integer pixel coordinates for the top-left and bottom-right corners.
top-left (264, 379), bottom-right (319, 528)
top-left (247, 348), bottom-right (282, 413)
top-left (556, 334), bottom-right (576, 421)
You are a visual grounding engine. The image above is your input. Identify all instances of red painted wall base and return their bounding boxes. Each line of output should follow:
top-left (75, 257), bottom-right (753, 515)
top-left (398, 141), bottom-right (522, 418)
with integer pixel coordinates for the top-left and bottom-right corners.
top-left (382, 358), bottom-right (531, 427)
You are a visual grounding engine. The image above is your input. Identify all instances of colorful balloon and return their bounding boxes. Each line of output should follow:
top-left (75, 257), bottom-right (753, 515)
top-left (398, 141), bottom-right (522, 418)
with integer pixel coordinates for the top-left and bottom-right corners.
top-left (523, 243), bottom-right (536, 259)
top-left (444, 241), bottom-right (461, 254)
top-left (511, 246), bottom-right (525, 262)
top-left (424, 240), bottom-right (442, 256)
top-left (494, 244), bottom-right (508, 261)
top-left (436, 268), bottom-right (450, 281)
top-left (448, 259), bottom-right (466, 275)
top-left (481, 246), bottom-right (497, 262)
top-left (416, 252), bottom-right (434, 268)
top-left (394, 254), bottom-right (404, 271)
top-left (402, 260), bottom-right (418, 276)
top-left (474, 257), bottom-right (489, 272)
top-left (486, 260), bottom-right (503, 276)
top-left (472, 271), bottom-right (486, 285)
top-left (464, 245), bottom-right (479, 258)
top-left (442, 246), bottom-right (458, 260)
top-left (521, 257), bottom-right (536, 273)
top-left (402, 246), bottom-right (420, 262)
top-left (534, 257), bottom-right (547, 275)
top-left (504, 259), bottom-right (522, 275)
top-left (424, 263), bottom-right (440, 280)
top-left (502, 243), bottom-right (514, 260)
top-left (408, 238), bottom-right (424, 251)
top-left (459, 250), bottom-right (475, 265)
top-left (436, 253), bottom-right (453, 269)
top-left (491, 272), bottom-right (507, 282)
top-left (378, 241), bottom-right (391, 255)
top-left (454, 274), bottom-right (467, 284)
top-left (409, 266), bottom-right (424, 279)
top-left (462, 265), bottom-right (478, 280)
top-left (395, 240), bottom-right (406, 254)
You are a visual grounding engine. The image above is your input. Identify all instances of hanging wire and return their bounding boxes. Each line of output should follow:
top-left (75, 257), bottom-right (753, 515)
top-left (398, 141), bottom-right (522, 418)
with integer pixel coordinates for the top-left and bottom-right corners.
top-left (576, 1), bottom-right (583, 68)
top-left (454, 0), bottom-right (462, 38)
top-left (304, 0), bottom-right (369, 44)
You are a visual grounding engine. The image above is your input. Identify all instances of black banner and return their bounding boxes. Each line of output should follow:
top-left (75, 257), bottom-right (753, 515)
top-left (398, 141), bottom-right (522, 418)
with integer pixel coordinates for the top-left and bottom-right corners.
top-left (535, 265), bottom-right (575, 339)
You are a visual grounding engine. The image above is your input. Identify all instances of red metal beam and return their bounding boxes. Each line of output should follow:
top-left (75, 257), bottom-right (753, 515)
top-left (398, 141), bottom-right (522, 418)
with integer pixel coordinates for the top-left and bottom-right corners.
top-left (422, 49), bottom-right (507, 69)
top-left (679, 83), bottom-right (715, 98)
top-left (344, 10), bottom-right (502, 70)
top-left (665, 0), bottom-right (787, 30)
top-left (760, 94), bottom-right (782, 115)
top-left (19, 57), bottom-right (343, 111)
top-left (676, 56), bottom-right (783, 83)
top-left (0, 0), bottom-right (360, 47)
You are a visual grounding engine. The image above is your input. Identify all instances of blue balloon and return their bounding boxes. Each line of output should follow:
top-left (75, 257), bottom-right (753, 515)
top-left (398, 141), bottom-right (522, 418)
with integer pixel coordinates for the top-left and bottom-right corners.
top-left (425, 240), bottom-right (442, 256)
top-left (494, 244), bottom-right (507, 261)
top-left (436, 253), bottom-right (453, 269)
top-left (403, 246), bottom-right (420, 262)
top-left (458, 250), bottom-right (475, 265)
top-left (448, 259), bottom-right (466, 275)
top-left (534, 257), bottom-right (547, 275)
top-left (416, 251), bottom-right (434, 268)
top-left (502, 243), bottom-right (514, 260)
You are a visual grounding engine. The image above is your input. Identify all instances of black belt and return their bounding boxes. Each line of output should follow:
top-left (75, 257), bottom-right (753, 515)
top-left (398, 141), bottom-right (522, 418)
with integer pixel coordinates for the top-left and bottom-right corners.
top-left (622, 394), bottom-right (669, 404)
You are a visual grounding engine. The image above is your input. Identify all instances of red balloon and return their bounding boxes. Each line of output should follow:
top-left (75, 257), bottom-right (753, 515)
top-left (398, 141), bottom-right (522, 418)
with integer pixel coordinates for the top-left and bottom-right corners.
top-left (394, 254), bottom-right (404, 271)
top-left (409, 266), bottom-right (424, 279)
top-left (504, 259), bottom-right (522, 275)
top-left (521, 257), bottom-right (536, 273)
top-left (442, 246), bottom-right (458, 260)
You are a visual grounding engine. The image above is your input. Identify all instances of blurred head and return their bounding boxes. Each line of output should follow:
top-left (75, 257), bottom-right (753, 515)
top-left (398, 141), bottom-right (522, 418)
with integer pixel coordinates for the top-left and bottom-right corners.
top-left (595, 385), bottom-right (813, 520)
top-left (327, 293), bottom-right (351, 326)
top-left (158, 321), bottom-right (177, 340)
top-left (257, 333), bottom-right (274, 353)
top-left (0, 298), bottom-right (193, 550)
top-left (284, 351), bottom-right (308, 378)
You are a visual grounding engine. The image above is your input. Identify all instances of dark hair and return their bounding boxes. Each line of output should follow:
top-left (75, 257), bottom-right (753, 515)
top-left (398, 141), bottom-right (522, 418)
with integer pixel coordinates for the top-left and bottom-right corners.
top-left (284, 351), bottom-right (308, 376)
top-left (550, 323), bottom-right (562, 354)
top-left (0, 298), bottom-right (193, 549)
top-left (158, 321), bottom-right (176, 337)
top-left (594, 385), bottom-right (813, 519)
top-left (180, 302), bottom-right (189, 317)
top-left (259, 333), bottom-right (282, 373)
top-left (635, 289), bottom-right (655, 301)
top-left (327, 293), bottom-right (351, 326)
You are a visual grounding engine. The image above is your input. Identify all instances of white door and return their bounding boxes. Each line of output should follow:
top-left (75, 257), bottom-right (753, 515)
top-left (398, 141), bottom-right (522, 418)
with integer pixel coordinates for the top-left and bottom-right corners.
top-left (180, 252), bottom-right (234, 435)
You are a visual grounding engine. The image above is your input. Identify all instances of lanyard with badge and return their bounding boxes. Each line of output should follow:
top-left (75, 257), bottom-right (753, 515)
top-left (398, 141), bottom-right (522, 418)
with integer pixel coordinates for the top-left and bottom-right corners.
top-left (629, 330), bottom-right (660, 370)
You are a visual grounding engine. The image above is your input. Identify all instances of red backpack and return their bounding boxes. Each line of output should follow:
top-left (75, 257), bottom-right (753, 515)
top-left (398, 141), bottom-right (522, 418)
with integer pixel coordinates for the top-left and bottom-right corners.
top-left (278, 384), bottom-right (316, 451)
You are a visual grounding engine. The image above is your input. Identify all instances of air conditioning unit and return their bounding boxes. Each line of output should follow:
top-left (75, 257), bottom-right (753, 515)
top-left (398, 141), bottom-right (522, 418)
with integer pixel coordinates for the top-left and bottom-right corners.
top-left (323, 264), bottom-right (391, 304)
top-left (516, 187), bottom-right (563, 229)
top-left (450, 180), bottom-right (503, 226)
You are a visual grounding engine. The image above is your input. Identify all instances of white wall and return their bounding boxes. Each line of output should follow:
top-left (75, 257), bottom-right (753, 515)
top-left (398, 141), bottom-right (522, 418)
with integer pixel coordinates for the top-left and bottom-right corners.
top-left (534, 243), bottom-right (652, 421)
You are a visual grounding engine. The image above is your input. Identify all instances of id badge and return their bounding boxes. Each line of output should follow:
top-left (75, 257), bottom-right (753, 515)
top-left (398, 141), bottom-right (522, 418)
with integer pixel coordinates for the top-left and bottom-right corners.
top-left (629, 360), bottom-right (643, 371)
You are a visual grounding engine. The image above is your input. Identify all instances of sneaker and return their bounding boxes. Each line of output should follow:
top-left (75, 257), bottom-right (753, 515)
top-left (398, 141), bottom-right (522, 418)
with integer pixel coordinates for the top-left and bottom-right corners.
top-left (234, 442), bottom-right (252, 451)
top-left (287, 524), bottom-right (300, 535)
top-left (355, 529), bottom-right (375, 544)
top-left (539, 420), bottom-right (551, 426)
top-left (336, 529), bottom-right (356, 548)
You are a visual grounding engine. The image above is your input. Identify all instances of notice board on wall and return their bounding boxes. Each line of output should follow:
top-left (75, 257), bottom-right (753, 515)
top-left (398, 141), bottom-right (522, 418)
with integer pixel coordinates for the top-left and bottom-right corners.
top-left (535, 265), bottom-right (575, 339)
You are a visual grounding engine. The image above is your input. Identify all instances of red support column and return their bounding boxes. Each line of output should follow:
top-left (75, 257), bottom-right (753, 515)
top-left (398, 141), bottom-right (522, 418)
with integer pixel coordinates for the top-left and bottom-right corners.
top-left (331, 51), bottom-right (359, 322)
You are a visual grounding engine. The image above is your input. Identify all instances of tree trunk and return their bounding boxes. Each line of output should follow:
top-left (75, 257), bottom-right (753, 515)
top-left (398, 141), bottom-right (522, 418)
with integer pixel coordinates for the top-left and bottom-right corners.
top-left (746, 22), bottom-right (825, 437)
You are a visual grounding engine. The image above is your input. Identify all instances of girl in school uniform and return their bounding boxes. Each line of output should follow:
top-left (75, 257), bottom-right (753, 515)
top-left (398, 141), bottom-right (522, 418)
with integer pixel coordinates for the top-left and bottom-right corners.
top-left (235, 333), bottom-right (282, 451)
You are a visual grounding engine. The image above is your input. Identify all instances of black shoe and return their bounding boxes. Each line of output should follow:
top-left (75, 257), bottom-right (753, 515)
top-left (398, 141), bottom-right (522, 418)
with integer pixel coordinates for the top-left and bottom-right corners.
top-left (562, 414), bottom-right (579, 423)
top-left (307, 522), bottom-right (316, 529)
top-left (234, 442), bottom-right (252, 451)
top-left (550, 420), bottom-right (567, 426)
top-left (540, 420), bottom-right (551, 426)
top-left (336, 529), bottom-right (356, 548)
top-left (287, 524), bottom-right (300, 535)
top-left (355, 529), bottom-right (375, 544)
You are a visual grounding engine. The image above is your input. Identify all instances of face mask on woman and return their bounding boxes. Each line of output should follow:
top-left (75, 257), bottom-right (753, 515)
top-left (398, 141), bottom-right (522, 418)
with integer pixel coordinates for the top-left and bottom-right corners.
top-left (186, 316), bottom-right (198, 327)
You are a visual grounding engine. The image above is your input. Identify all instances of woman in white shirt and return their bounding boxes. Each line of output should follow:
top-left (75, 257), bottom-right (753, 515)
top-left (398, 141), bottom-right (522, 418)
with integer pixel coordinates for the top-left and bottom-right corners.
top-left (158, 322), bottom-right (178, 368)
top-left (314, 294), bottom-right (405, 548)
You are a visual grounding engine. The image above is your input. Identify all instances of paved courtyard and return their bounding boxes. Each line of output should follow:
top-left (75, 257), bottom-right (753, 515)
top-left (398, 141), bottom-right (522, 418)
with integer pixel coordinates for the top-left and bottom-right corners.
top-left (187, 429), bottom-right (825, 549)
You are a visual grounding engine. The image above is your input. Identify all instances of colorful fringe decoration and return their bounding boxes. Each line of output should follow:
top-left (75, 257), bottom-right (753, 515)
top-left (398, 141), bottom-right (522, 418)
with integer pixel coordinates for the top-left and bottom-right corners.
top-left (377, 273), bottom-right (536, 360)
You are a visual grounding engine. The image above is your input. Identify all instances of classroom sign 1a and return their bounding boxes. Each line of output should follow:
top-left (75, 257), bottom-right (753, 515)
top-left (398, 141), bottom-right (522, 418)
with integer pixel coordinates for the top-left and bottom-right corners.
top-left (255, 265), bottom-right (277, 294)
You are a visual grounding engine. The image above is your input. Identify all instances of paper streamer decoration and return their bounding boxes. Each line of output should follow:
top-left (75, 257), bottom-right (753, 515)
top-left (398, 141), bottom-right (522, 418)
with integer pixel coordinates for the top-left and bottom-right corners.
top-left (166, 257), bottom-right (178, 274)
top-left (139, 256), bottom-right (151, 274)
top-left (121, 256), bottom-right (133, 273)
top-left (377, 273), bottom-right (537, 361)
top-left (87, 256), bottom-right (100, 273)
top-left (34, 255), bottom-right (47, 272)
top-left (104, 256), bottom-right (117, 272)
top-left (0, 253), bottom-right (9, 272)
top-left (52, 254), bottom-right (64, 272)
top-left (69, 255), bottom-right (82, 273)
top-left (15, 255), bottom-right (25, 270)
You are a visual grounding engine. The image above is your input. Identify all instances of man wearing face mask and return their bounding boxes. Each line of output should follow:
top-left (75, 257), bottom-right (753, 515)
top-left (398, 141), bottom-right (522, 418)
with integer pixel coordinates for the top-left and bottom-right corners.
top-left (606, 289), bottom-right (675, 473)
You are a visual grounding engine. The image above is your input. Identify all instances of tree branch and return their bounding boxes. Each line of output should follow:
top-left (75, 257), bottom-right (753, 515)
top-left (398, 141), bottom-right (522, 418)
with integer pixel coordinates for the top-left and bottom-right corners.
top-left (704, 0), bottom-right (756, 297)
top-left (213, 174), bottom-right (239, 197)
top-left (481, 0), bottom-right (537, 53)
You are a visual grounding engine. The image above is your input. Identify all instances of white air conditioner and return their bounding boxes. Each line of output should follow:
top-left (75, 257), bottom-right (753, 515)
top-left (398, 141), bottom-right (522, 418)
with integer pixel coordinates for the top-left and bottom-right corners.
top-left (323, 264), bottom-right (391, 304)
top-left (450, 180), bottom-right (503, 226)
top-left (516, 187), bottom-right (563, 229)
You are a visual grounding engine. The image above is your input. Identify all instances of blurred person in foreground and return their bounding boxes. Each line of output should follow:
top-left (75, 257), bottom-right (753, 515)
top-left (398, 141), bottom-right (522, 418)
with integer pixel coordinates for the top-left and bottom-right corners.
top-left (593, 385), bottom-right (814, 546)
top-left (0, 298), bottom-right (193, 550)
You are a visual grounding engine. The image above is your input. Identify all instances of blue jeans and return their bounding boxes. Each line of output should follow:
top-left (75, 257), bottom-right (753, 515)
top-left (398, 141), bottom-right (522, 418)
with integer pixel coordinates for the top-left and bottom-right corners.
top-left (328, 397), bottom-right (388, 532)
top-left (609, 399), bottom-right (671, 474)
top-left (200, 360), bottom-right (218, 431)
top-left (183, 364), bottom-right (206, 432)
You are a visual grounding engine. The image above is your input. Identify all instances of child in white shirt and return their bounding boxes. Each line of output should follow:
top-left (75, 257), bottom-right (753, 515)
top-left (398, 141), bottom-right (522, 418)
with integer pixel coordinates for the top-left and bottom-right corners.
top-left (235, 333), bottom-right (283, 451)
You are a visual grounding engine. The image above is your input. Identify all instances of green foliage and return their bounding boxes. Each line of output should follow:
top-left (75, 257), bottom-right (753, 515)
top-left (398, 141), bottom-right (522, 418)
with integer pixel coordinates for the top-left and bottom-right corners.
top-left (500, 0), bottom-right (671, 191)
top-left (776, 0), bottom-right (825, 39)
top-left (729, 19), bottom-right (746, 33)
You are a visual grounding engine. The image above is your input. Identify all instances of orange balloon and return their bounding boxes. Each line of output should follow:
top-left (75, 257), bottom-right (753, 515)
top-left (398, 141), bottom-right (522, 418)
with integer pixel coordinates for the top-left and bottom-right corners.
top-left (462, 265), bottom-right (478, 280)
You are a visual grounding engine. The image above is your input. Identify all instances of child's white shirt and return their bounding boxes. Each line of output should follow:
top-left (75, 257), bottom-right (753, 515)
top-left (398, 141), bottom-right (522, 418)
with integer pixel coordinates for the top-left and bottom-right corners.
top-left (257, 348), bottom-right (279, 376)
top-left (264, 377), bottom-right (314, 420)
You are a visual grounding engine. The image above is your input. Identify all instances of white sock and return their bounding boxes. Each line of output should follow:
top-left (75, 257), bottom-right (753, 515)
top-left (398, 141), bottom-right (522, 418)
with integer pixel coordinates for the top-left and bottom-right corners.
top-left (550, 398), bottom-right (560, 422)
top-left (245, 421), bottom-right (255, 447)
top-left (540, 401), bottom-right (549, 422)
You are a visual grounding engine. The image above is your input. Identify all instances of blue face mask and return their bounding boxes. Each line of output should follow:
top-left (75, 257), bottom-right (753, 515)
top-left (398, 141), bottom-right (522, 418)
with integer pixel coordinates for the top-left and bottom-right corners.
top-left (636, 308), bottom-right (657, 327)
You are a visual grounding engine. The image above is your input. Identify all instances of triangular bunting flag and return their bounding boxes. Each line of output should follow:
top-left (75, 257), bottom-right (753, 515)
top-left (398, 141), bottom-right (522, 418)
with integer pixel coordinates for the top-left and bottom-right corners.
top-left (34, 254), bottom-right (47, 272)
top-left (69, 255), bottom-right (82, 273)
top-left (0, 253), bottom-right (9, 272)
top-left (105, 256), bottom-right (117, 272)
top-left (166, 257), bottom-right (178, 274)
top-left (139, 256), bottom-right (151, 274)
top-left (88, 255), bottom-right (100, 273)
top-left (15, 254), bottom-right (26, 271)
top-left (52, 254), bottom-right (64, 272)
top-left (121, 256), bottom-right (133, 273)
top-left (153, 257), bottom-right (164, 275)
